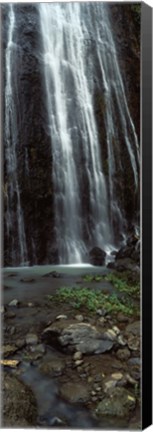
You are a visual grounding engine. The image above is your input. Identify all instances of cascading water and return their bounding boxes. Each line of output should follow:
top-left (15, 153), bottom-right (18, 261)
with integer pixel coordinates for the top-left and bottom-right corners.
top-left (4, 4), bottom-right (28, 265)
top-left (3, 3), bottom-right (140, 266)
top-left (39, 2), bottom-right (139, 264)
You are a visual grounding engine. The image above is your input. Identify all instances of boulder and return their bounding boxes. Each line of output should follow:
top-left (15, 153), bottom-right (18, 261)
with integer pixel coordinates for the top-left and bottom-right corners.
top-left (41, 321), bottom-right (114, 354)
top-left (89, 247), bottom-right (106, 266)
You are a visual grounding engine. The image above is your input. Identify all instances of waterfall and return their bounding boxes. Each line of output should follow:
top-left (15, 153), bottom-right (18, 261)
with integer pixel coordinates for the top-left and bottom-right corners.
top-left (4, 4), bottom-right (28, 265)
top-left (3, 3), bottom-right (140, 266)
top-left (39, 3), bottom-right (113, 263)
top-left (39, 2), bottom-right (139, 264)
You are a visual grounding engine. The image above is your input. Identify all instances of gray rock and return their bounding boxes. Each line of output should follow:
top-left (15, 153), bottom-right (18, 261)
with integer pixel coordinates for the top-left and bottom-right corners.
top-left (42, 322), bottom-right (114, 354)
top-left (96, 387), bottom-right (136, 418)
top-left (26, 333), bottom-right (38, 345)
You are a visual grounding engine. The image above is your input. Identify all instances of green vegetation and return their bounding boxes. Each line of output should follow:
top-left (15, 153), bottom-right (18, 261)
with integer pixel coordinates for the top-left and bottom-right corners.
top-left (49, 285), bottom-right (137, 316)
top-left (104, 273), bottom-right (140, 299)
top-left (83, 274), bottom-right (103, 282)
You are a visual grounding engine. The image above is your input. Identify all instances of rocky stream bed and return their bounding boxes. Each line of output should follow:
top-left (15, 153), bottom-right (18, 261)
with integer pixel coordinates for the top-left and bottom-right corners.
top-left (1, 265), bottom-right (141, 429)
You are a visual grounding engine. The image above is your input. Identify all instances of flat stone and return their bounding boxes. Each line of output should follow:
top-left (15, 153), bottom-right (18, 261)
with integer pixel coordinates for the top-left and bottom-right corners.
top-left (25, 333), bottom-right (38, 345)
top-left (60, 382), bottom-right (90, 403)
top-left (8, 299), bottom-right (19, 307)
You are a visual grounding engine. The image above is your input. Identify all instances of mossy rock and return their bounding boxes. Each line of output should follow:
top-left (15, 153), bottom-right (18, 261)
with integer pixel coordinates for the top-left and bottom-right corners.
top-left (96, 387), bottom-right (136, 418)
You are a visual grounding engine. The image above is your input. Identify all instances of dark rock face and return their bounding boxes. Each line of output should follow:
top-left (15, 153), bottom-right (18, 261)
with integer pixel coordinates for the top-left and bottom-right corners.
top-left (89, 247), bottom-right (106, 266)
top-left (2, 4), bottom-right (140, 266)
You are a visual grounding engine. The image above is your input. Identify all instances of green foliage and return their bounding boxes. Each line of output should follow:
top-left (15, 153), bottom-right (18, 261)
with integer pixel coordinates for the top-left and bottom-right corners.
top-left (53, 286), bottom-right (135, 315)
top-left (83, 274), bottom-right (102, 282)
top-left (104, 273), bottom-right (140, 299)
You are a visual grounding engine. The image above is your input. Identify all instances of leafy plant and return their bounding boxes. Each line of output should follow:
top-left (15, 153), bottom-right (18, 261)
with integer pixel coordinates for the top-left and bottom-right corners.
top-left (51, 285), bottom-right (136, 316)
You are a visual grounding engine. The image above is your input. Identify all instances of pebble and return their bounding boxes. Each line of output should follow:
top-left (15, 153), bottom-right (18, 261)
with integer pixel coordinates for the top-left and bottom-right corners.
top-left (73, 351), bottom-right (82, 361)
top-left (95, 386), bottom-right (102, 392)
top-left (75, 360), bottom-right (83, 367)
top-left (0, 306), bottom-right (5, 313)
top-left (96, 308), bottom-right (107, 317)
top-left (117, 312), bottom-right (129, 323)
top-left (116, 348), bottom-right (131, 361)
top-left (8, 299), bottom-right (19, 307)
top-left (104, 329), bottom-right (116, 340)
top-left (92, 396), bottom-right (98, 402)
top-left (112, 326), bottom-right (120, 335)
top-left (27, 302), bottom-right (34, 307)
top-left (98, 317), bottom-right (106, 325)
top-left (88, 376), bottom-right (93, 383)
top-left (91, 390), bottom-right (96, 396)
top-left (30, 343), bottom-right (45, 354)
top-left (75, 314), bottom-right (84, 322)
top-left (56, 314), bottom-right (68, 320)
top-left (111, 372), bottom-right (123, 381)
top-left (117, 334), bottom-right (127, 346)
top-left (25, 333), bottom-right (38, 345)
top-left (104, 379), bottom-right (117, 392)
top-left (126, 373), bottom-right (137, 385)
top-left (10, 326), bottom-right (16, 335)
